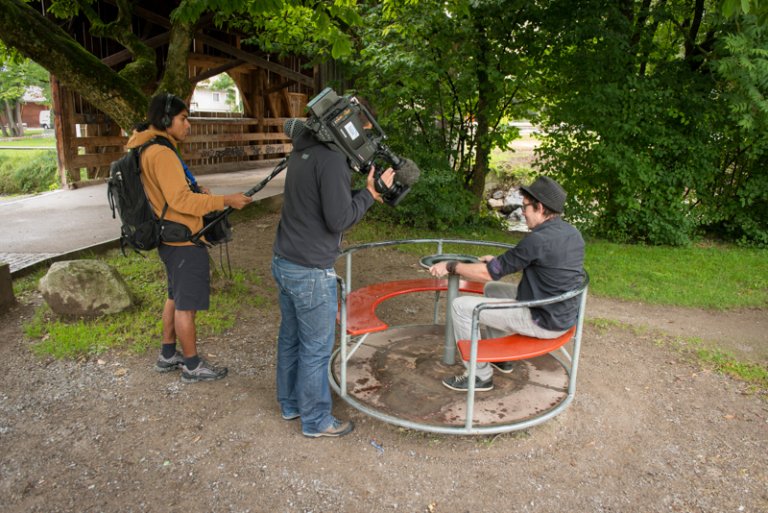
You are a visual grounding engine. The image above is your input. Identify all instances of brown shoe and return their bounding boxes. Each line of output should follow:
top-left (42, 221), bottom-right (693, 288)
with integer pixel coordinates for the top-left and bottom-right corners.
top-left (303, 418), bottom-right (354, 438)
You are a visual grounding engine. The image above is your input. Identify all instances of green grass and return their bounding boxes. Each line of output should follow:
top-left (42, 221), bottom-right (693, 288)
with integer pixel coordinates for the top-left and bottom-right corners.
top-left (347, 218), bottom-right (525, 260)
top-left (694, 346), bottom-right (768, 390)
top-left (0, 136), bottom-right (56, 148)
top-left (585, 240), bottom-right (768, 309)
top-left (0, 149), bottom-right (53, 160)
top-left (19, 249), bottom-right (268, 359)
top-left (0, 150), bottom-right (60, 194)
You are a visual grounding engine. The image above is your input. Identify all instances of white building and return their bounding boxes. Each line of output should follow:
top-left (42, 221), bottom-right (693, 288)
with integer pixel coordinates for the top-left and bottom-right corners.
top-left (190, 76), bottom-right (241, 113)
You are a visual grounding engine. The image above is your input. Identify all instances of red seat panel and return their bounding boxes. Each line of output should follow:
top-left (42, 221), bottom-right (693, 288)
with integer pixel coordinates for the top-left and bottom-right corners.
top-left (457, 326), bottom-right (577, 362)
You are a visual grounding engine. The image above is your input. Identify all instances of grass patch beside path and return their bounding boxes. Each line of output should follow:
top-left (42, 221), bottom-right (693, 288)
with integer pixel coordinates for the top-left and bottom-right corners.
top-left (589, 318), bottom-right (768, 394)
top-left (586, 241), bottom-right (767, 309)
top-left (16, 249), bottom-right (267, 359)
top-left (0, 136), bottom-right (56, 148)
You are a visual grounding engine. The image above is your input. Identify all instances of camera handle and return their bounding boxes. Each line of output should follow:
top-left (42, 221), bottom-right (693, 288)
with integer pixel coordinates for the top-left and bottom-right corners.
top-left (191, 156), bottom-right (289, 244)
top-left (372, 144), bottom-right (403, 194)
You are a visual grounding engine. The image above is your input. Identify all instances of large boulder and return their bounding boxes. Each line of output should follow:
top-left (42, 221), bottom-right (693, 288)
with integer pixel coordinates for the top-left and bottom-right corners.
top-left (39, 260), bottom-right (133, 316)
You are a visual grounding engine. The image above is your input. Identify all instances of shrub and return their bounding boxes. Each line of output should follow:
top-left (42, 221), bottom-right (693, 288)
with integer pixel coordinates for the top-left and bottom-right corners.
top-left (365, 161), bottom-right (500, 231)
top-left (0, 151), bottom-right (59, 195)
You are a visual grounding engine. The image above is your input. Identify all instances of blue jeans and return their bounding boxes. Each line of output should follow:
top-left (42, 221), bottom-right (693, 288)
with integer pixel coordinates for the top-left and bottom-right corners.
top-left (271, 255), bottom-right (339, 434)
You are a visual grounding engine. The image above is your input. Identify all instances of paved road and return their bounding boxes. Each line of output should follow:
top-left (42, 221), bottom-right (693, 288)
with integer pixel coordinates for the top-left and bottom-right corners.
top-left (0, 164), bottom-right (285, 275)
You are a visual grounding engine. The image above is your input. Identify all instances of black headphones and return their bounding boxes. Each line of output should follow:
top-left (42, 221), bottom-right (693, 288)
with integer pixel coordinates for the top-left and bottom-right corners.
top-left (161, 93), bottom-right (173, 129)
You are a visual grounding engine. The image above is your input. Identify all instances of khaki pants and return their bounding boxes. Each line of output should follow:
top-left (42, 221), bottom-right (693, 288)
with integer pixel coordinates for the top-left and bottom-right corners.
top-left (451, 282), bottom-right (566, 380)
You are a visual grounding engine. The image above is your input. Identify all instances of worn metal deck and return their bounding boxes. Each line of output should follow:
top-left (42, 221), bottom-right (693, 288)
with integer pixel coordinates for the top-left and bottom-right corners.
top-left (332, 324), bottom-right (569, 428)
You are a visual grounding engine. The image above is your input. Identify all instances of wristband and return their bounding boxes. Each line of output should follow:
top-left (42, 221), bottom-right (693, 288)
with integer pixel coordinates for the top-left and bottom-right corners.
top-left (446, 261), bottom-right (458, 275)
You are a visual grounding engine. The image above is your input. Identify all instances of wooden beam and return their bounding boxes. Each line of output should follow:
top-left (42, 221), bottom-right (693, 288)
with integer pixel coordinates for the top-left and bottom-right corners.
top-left (130, 5), bottom-right (172, 29)
top-left (50, 76), bottom-right (70, 187)
top-left (70, 152), bottom-right (124, 168)
top-left (186, 143), bottom-right (292, 160)
top-left (188, 116), bottom-right (287, 126)
top-left (71, 136), bottom-right (128, 147)
top-left (191, 59), bottom-right (246, 84)
top-left (265, 80), bottom-right (296, 95)
top-left (188, 52), bottom-right (245, 69)
top-left (196, 34), bottom-right (314, 88)
top-left (185, 133), bottom-right (288, 144)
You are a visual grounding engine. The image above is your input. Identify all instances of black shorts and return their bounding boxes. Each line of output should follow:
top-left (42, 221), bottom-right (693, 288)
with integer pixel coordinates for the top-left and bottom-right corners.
top-left (158, 244), bottom-right (210, 311)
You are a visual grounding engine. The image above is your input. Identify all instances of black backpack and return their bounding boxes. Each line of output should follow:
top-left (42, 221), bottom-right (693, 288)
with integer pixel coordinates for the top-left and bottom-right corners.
top-left (107, 139), bottom-right (169, 253)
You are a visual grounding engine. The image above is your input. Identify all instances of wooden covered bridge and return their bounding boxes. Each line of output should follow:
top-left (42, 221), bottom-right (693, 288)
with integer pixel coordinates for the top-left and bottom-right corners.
top-left (46, 3), bottom-right (340, 188)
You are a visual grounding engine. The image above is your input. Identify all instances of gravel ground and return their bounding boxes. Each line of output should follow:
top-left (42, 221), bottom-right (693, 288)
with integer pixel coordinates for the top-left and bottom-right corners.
top-left (1, 214), bottom-right (766, 513)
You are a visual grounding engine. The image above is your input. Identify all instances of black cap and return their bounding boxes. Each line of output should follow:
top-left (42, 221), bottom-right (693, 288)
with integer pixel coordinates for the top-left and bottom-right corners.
top-left (520, 176), bottom-right (567, 213)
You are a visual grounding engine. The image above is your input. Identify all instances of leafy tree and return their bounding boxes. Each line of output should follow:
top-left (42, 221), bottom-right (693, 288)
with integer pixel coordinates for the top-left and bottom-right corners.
top-left (0, 0), bottom-right (362, 131)
top-left (705, 15), bottom-right (768, 245)
top-left (225, 2), bottom-right (361, 60)
top-left (534, 0), bottom-right (768, 246)
top-left (0, 53), bottom-right (49, 137)
top-left (350, 1), bottom-right (544, 208)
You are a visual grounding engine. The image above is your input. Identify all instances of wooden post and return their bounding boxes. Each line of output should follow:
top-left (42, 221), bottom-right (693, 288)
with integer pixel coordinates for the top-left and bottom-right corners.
top-left (0, 262), bottom-right (14, 308)
top-left (57, 85), bottom-right (79, 186)
top-left (50, 76), bottom-right (71, 188)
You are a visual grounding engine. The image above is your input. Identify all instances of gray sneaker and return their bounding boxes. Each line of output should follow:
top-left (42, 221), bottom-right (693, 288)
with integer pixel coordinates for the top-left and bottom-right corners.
top-left (180, 359), bottom-right (228, 383)
top-left (442, 373), bottom-right (493, 392)
top-left (490, 361), bottom-right (516, 374)
top-left (154, 351), bottom-right (184, 372)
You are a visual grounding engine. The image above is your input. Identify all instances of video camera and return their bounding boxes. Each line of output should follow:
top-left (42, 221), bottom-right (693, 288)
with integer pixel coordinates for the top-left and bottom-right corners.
top-left (304, 87), bottom-right (419, 207)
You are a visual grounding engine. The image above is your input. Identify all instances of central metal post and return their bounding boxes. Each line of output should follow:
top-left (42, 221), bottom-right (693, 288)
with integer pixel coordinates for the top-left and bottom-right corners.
top-left (443, 273), bottom-right (459, 364)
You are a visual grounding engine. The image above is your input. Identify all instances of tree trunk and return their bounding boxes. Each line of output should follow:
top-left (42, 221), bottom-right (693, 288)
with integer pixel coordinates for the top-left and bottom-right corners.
top-left (4, 101), bottom-right (18, 137)
top-left (14, 101), bottom-right (24, 137)
top-left (467, 14), bottom-right (492, 207)
top-left (0, 0), bottom-right (148, 131)
top-left (469, 109), bottom-right (491, 205)
top-left (157, 20), bottom-right (195, 99)
top-left (0, 104), bottom-right (7, 137)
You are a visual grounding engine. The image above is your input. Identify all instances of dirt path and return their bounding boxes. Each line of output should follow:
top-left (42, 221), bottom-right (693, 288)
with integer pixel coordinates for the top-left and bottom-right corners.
top-left (1, 214), bottom-right (766, 513)
top-left (586, 296), bottom-right (768, 365)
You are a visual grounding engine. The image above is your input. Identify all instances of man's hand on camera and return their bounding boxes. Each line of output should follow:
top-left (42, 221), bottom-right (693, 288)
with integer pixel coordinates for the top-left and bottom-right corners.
top-left (366, 166), bottom-right (395, 203)
top-left (224, 193), bottom-right (253, 210)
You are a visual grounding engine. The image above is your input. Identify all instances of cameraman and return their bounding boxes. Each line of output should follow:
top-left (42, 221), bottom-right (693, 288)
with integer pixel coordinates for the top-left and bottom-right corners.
top-left (271, 112), bottom-right (394, 438)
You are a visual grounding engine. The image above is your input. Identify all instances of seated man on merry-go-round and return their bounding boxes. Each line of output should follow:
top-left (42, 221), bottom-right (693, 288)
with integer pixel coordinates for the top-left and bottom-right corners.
top-left (429, 176), bottom-right (585, 391)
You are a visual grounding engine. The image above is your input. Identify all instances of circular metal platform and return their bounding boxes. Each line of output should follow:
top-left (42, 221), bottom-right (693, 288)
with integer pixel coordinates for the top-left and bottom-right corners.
top-left (331, 324), bottom-right (570, 429)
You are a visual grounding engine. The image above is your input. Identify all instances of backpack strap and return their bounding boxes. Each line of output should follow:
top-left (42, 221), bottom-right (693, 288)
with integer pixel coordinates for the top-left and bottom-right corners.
top-left (135, 139), bottom-right (171, 223)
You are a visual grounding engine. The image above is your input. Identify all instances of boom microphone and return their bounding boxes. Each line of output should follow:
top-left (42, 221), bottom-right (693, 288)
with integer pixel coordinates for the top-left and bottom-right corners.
top-left (283, 118), bottom-right (306, 139)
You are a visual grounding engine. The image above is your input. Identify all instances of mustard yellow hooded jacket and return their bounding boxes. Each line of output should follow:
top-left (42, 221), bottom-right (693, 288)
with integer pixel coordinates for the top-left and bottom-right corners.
top-left (126, 128), bottom-right (224, 246)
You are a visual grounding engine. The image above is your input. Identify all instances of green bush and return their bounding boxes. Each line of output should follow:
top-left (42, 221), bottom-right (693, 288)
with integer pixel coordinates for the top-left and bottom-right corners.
top-left (368, 148), bottom-right (499, 230)
top-left (0, 151), bottom-right (59, 194)
top-left (365, 160), bottom-right (500, 231)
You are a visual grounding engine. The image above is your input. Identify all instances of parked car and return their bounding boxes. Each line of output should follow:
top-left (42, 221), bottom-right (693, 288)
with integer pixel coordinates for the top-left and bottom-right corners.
top-left (39, 110), bottom-right (52, 129)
